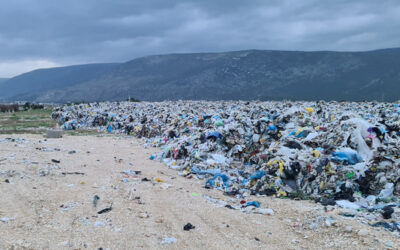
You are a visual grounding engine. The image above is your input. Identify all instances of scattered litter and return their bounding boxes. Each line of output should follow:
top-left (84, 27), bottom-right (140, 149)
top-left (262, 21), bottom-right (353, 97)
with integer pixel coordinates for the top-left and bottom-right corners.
top-left (0, 215), bottom-right (17, 222)
top-left (36, 147), bottom-right (60, 152)
top-left (160, 183), bottom-right (172, 190)
top-left (256, 208), bottom-right (274, 215)
top-left (154, 177), bottom-right (163, 183)
top-left (161, 237), bottom-right (177, 245)
top-left (93, 195), bottom-right (100, 208)
top-left (183, 222), bottom-right (195, 231)
top-left (97, 205), bottom-right (113, 214)
top-left (94, 221), bottom-right (105, 227)
top-left (245, 201), bottom-right (260, 208)
top-left (61, 172), bottom-right (85, 175)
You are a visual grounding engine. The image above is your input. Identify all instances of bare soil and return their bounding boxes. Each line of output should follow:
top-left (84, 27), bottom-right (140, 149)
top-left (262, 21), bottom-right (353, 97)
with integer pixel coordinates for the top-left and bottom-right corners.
top-left (0, 134), bottom-right (399, 249)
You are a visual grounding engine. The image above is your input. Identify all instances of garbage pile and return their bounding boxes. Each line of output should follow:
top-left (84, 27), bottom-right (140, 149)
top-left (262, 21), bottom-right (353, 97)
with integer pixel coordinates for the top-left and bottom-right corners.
top-left (52, 101), bottom-right (400, 206)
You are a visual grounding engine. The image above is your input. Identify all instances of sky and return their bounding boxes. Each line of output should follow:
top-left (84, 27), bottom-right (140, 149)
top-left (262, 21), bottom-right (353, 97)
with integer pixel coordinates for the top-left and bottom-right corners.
top-left (0, 0), bottom-right (399, 77)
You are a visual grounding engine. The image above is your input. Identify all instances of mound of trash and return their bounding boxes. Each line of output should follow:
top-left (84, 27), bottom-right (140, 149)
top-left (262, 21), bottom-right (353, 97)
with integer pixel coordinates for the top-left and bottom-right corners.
top-left (52, 101), bottom-right (400, 206)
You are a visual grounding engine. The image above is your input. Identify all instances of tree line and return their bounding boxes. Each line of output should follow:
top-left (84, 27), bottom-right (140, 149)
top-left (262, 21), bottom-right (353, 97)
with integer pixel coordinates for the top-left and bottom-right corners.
top-left (0, 102), bottom-right (44, 113)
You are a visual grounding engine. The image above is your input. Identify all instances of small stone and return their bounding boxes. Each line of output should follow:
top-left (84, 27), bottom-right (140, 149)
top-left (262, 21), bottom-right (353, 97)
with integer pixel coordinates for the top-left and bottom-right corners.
top-left (358, 228), bottom-right (369, 236)
top-left (344, 226), bottom-right (353, 233)
top-left (58, 241), bottom-right (68, 247)
top-left (139, 212), bottom-right (149, 218)
top-left (256, 208), bottom-right (274, 215)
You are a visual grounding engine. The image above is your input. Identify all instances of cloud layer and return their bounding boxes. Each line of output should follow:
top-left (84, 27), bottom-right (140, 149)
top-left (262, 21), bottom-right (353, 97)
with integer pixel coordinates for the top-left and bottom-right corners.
top-left (1, 0), bottom-right (399, 77)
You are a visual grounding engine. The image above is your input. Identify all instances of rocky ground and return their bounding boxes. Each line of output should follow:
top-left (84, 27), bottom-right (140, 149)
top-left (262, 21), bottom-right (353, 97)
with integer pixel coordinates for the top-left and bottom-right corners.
top-left (1, 134), bottom-right (399, 249)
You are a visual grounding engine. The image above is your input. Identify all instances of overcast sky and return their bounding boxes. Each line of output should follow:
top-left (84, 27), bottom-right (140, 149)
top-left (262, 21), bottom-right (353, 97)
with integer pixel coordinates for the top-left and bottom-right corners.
top-left (0, 0), bottom-right (399, 77)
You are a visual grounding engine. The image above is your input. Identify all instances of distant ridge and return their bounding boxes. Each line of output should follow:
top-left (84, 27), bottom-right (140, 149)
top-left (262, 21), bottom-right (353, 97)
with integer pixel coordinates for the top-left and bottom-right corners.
top-left (0, 78), bottom-right (8, 85)
top-left (1, 48), bottom-right (400, 103)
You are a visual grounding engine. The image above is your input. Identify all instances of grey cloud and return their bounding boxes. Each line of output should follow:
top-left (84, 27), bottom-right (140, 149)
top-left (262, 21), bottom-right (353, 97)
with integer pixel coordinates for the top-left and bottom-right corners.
top-left (0, 0), bottom-right (399, 77)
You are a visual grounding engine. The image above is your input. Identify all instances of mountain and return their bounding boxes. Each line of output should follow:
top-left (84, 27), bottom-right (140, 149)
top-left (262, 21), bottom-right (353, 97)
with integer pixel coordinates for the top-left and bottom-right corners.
top-left (0, 78), bottom-right (9, 97)
top-left (1, 48), bottom-right (400, 102)
top-left (0, 78), bottom-right (8, 86)
top-left (0, 64), bottom-right (119, 102)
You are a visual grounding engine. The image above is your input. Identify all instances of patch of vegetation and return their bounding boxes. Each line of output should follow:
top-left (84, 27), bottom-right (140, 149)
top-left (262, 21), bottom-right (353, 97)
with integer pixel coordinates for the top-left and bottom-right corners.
top-left (23, 102), bottom-right (44, 111)
top-left (0, 104), bottom-right (19, 112)
top-left (127, 97), bottom-right (141, 102)
top-left (0, 108), bottom-right (103, 136)
top-left (65, 129), bottom-right (100, 136)
top-left (0, 107), bottom-right (103, 136)
top-left (0, 108), bottom-right (54, 132)
top-left (287, 191), bottom-right (314, 200)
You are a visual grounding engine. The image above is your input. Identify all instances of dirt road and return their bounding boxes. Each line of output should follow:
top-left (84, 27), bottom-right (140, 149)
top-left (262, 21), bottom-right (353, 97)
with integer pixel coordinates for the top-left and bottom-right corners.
top-left (0, 134), bottom-right (398, 249)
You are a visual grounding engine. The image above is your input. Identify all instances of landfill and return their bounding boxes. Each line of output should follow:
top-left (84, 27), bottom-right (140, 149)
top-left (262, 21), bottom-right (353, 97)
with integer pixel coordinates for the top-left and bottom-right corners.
top-left (1, 133), bottom-right (399, 249)
top-left (52, 101), bottom-right (400, 230)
